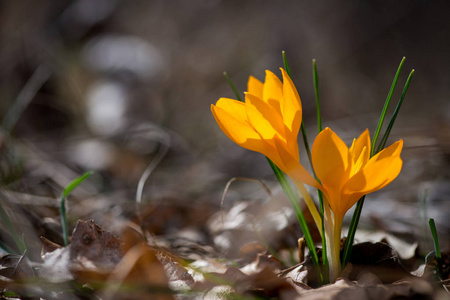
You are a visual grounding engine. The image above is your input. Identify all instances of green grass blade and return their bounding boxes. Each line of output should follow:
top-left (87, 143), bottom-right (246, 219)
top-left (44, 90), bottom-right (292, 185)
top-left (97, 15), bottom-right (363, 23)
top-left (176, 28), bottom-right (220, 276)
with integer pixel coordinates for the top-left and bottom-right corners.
top-left (282, 52), bottom-right (315, 171)
top-left (300, 126), bottom-right (315, 171)
top-left (282, 51), bottom-right (291, 77)
top-left (429, 218), bottom-right (442, 278)
top-left (342, 195), bottom-right (365, 266)
top-left (60, 171), bottom-right (93, 246)
top-left (223, 72), bottom-right (243, 102)
top-left (376, 69), bottom-right (414, 153)
top-left (311, 58), bottom-right (328, 276)
top-left (371, 57), bottom-right (405, 156)
top-left (2, 65), bottom-right (52, 133)
top-left (62, 172), bottom-right (93, 198)
top-left (313, 59), bottom-right (322, 132)
top-left (267, 158), bottom-right (322, 283)
top-left (429, 218), bottom-right (441, 260)
top-left (0, 197), bottom-right (26, 254)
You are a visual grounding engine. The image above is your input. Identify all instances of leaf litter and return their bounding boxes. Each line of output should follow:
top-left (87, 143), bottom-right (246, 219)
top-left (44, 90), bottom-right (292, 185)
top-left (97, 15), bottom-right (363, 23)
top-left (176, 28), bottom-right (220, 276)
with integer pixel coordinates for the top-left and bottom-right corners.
top-left (0, 191), bottom-right (445, 299)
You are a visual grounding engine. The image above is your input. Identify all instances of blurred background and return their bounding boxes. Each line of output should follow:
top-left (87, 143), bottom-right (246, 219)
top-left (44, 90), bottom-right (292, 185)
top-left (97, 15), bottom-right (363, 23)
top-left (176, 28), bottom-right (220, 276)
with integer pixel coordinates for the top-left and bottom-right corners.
top-left (0, 0), bottom-right (449, 259)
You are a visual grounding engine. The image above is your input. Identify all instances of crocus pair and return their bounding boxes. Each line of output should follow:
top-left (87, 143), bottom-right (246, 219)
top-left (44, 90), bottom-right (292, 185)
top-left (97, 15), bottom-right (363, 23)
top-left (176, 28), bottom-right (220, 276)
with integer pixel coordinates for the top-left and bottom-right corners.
top-left (211, 68), bottom-right (403, 281)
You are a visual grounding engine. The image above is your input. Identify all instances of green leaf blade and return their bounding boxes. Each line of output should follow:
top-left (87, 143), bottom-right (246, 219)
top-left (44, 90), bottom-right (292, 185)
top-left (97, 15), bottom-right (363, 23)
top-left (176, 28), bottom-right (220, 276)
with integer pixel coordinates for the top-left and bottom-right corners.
top-left (60, 171), bottom-right (94, 246)
top-left (371, 57), bottom-right (405, 156)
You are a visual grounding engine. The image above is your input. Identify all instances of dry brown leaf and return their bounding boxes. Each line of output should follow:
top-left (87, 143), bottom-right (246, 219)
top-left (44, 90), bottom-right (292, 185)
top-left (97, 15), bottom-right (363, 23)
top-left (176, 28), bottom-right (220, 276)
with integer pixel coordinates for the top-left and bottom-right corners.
top-left (40, 236), bottom-right (62, 255)
top-left (157, 252), bottom-right (195, 290)
top-left (342, 242), bottom-right (413, 283)
top-left (41, 219), bottom-right (123, 282)
top-left (200, 265), bottom-right (294, 298)
top-left (0, 254), bottom-right (34, 280)
top-left (69, 219), bottom-right (123, 269)
top-left (102, 243), bottom-right (172, 300)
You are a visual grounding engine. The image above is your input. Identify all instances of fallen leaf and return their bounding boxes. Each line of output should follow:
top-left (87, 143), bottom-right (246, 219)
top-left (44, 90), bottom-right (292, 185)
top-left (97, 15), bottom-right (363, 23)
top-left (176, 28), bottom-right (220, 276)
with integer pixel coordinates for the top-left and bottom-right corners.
top-left (343, 242), bottom-right (413, 284)
top-left (69, 219), bottom-right (123, 269)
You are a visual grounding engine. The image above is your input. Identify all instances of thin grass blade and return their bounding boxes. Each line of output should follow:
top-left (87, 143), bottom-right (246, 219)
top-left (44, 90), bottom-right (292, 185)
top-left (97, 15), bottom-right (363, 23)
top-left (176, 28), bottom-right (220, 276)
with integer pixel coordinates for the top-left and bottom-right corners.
top-left (429, 218), bottom-right (442, 278)
top-left (371, 57), bottom-right (405, 156)
top-left (60, 171), bottom-right (93, 246)
top-left (282, 51), bottom-right (291, 77)
top-left (429, 218), bottom-right (441, 260)
top-left (376, 69), bottom-right (414, 153)
top-left (311, 58), bottom-right (328, 276)
top-left (0, 195), bottom-right (26, 253)
top-left (267, 158), bottom-right (322, 283)
top-left (223, 72), bottom-right (242, 102)
top-left (342, 195), bottom-right (365, 266)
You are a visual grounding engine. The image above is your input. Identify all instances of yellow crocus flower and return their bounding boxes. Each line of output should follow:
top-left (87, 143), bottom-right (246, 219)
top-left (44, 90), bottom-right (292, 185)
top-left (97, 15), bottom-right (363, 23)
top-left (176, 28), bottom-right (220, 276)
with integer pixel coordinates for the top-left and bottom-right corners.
top-left (211, 69), bottom-right (322, 231)
top-left (311, 127), bottom-right (403, 280)
top-left (312, 127), bottom-right (403, 222)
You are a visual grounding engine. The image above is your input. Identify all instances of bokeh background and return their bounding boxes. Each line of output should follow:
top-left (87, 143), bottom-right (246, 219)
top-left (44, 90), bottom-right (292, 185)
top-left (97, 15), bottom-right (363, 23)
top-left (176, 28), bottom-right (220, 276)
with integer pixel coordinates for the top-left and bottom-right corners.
top-left (1, 1), bottom-right (449, 258)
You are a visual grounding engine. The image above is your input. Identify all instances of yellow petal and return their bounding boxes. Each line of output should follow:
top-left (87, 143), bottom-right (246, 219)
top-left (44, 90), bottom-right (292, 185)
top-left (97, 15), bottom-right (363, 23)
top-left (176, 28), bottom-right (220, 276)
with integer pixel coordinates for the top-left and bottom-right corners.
top-left (247, 76), bottom-right (263, 99)
top-left (215, 97), bottom-right (249, 122)
top-left (212, 104), bottom-right (281, 161)
top-left (272, 135), bottom-right (322, 189)
top-left (351, 146), bottom-right (367, 176)
top-left (288, 163), bottom-right (323, 191)
top-left (344, 140), bottom-right (403, 196)
top-left (272, 134), bottom-right (297, 170)
top-left (312, 128), bottom-right (351, 191)
top-left (245, 93), bottom-right (285, 140)
top-left (279, 68), bottom-right (302, 138)
top-left (211, 102), bottom-right (256, 144)
top-left (262, 70), bottom-right (283, 114)
top-left (349, 129), bottom-right (370, 166)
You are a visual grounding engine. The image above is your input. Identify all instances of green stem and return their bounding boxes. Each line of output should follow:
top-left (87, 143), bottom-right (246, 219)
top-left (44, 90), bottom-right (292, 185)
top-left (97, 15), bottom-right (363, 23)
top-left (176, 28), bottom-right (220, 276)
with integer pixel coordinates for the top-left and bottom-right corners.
top-left (60, 194), bottom-right (69, 246)
top-left (323, 199), bottom-right (341, 282)
top-left (332, 215), bottom-right (343, 280)
top-left (267, 158), bottom-right (322, 284)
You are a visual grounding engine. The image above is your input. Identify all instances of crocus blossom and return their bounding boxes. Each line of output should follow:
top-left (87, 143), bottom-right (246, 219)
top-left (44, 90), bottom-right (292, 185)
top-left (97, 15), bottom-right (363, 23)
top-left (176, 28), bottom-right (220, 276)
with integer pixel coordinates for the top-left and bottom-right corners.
top-left (312, 127), bottom-right (403, 222)
top-left (211, 69), bottom-right (322, 229)
top-left (311, 127), bottom-right (403, 280)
